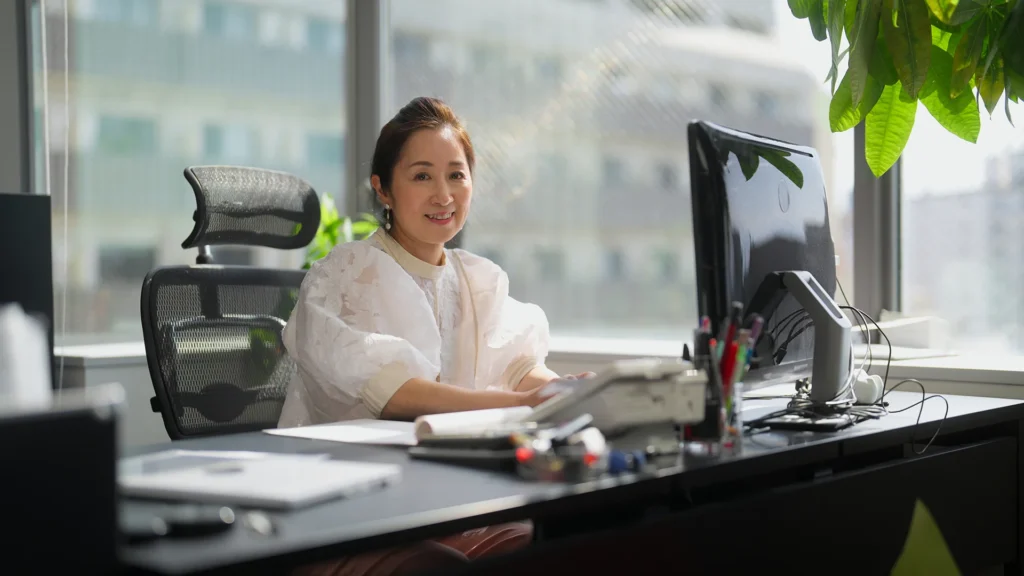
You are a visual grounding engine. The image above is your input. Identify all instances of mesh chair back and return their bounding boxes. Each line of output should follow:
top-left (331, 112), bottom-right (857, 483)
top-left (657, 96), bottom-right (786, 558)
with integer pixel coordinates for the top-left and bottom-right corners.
top-left (141, 266), bottom-right (305, 439)
top-left (182, 166), bottom-right (320, 250)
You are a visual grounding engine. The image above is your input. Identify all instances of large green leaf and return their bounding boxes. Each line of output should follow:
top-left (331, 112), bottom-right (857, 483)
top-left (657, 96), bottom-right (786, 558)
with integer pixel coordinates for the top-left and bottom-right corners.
top-left (951, 18), bottom-right (986, 97)
top-left (977, 51), bottom-right (1005, 116)
top-left (830, 69), bottom-right (885, 131)
top-left (883, 0), bottom-right (933, 98)
top-left (845, 0), bottom-right (858, 43)
top-left (828, 0), bottom-right (848, 93)
top-left (865, 81), bottom-right (917, 176)
top-left (920, 45), bottom-right (981, 141)
top-left (891, 500), bottom-right (962, 576)
top-left (850, 0), bottom-right (884, 106)
top-left (789, 0), bottom-right (818, 18)
top-left (924, 0), bottom-right (960, 23)
top-left (871, 37), bottom-right (901, 84)
top-left (1000, 0), bottom-right (1024, 79)
top-left (810, 0), bottom-right (829, 40)
top-left (946, 0), bottom-right (989, 25)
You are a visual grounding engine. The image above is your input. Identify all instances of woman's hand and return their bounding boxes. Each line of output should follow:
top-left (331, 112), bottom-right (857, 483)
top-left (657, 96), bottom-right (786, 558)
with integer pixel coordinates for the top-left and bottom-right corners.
top-left (560, 372), bottom-right (596, 380)
top-left (516, 371), bottom-right (597, 408)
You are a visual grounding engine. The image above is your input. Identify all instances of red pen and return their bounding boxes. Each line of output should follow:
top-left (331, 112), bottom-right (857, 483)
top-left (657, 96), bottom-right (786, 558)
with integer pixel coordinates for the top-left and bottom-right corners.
top-left (720, 340), bottom-right (740, 395)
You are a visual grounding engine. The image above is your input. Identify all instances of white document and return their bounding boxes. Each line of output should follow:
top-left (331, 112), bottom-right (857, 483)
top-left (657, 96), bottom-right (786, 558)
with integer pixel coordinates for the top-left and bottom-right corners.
top-left (119, 449), bottom-right (401, 509)
top-left (267, 423), bottom-right (413, 445)
top-left (413, 406), bottom-right (533, 439)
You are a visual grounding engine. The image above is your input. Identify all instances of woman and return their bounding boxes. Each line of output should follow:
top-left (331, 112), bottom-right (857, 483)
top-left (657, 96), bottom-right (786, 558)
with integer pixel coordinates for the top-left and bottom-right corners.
top-left (282, 97), bottom-right (588, 576)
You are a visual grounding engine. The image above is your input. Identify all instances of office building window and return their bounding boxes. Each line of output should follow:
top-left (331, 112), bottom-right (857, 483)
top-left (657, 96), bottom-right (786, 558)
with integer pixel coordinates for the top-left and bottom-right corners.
top-left (33, 1), bottom-right (346, 344)
top-left (203, 124), bottom-right (257, 163)
top-left (655, 250), bottom-right (678, 282)
top-left (657, 162), bottom-right (677, 191)
top-left (93, 0), bottom-right (158, 26)
top-left (756, 91), bottom-right (778, 116)
top-left (389, 0), bottom-right (851, 339)
top-left (604, 249), bottom-right (625, 280)
top-left (901, 98), bottom-right (1023, 354)
top-left (99, 246), bottom-right (156, 284)
top-left (204, 1), bottom-right (257, 41)
top-left (97, 116), bottom-right (157, 156)
top-left (210, 247), bottom-right (254, 266)
top-left (308, 17), bottom-right (343, 55)
top-left (307, 134), bottom-right (344, 168)
top-left (534, 249), bottom-right (564, 280)
top-left (476, 248), bottom-right (504, 269)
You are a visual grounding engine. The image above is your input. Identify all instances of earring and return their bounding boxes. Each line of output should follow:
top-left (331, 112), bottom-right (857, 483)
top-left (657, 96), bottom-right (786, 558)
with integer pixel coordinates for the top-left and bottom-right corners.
top-left (384, 204), bottom-right (392, 231)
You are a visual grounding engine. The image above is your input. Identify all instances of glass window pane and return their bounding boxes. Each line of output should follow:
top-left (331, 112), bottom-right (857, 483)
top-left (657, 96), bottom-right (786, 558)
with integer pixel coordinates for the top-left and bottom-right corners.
top-left (901, 99), bottom-right (1023, 353)
top-left (33, 0), bottom-right (346, 345)
top-left (388, 0), bottom-right (853, 339)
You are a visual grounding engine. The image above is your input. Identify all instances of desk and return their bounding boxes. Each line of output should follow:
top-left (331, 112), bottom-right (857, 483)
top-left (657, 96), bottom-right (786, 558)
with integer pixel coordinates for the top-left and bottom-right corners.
top-left (122, 391), bottom-right (1024, 575)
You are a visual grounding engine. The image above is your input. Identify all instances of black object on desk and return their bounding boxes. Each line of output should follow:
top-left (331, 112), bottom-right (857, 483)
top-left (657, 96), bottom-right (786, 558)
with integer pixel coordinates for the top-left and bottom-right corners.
top-left (2, 397), bottom-right (118, 575)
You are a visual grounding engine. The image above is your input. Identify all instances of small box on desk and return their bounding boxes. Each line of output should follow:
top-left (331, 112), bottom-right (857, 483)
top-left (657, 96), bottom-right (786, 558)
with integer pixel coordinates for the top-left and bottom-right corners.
top-left (1, 386), bottom-right (120, 575)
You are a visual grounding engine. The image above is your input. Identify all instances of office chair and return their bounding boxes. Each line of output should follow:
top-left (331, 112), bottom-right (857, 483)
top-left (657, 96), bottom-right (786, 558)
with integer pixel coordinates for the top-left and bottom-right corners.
top-left (141, 166), bottom-right (319, 440)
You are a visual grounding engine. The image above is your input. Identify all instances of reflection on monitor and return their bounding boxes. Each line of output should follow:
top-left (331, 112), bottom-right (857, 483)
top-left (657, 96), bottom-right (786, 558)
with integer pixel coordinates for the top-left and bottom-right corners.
top-left (687, 121), bottom-right (836, 390)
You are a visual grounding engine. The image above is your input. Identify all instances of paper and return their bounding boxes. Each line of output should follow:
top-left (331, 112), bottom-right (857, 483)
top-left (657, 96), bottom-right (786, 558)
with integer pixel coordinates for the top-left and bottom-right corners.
top-left (266, 424), bottom-right (410, 444)
top-left (413, 406), bottom-right (533, 438)
top-left (0, 303), bottom-right (52, 412)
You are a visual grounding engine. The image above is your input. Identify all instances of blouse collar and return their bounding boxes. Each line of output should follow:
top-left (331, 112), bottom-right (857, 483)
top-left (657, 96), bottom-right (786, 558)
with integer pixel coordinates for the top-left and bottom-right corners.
top-left (373, 228), bottom-right (446, 280)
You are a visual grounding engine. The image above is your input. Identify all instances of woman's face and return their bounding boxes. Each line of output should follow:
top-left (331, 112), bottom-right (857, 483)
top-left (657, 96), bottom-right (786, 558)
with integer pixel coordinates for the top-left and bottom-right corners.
top-left (376, 127), bottom-right (472, 250)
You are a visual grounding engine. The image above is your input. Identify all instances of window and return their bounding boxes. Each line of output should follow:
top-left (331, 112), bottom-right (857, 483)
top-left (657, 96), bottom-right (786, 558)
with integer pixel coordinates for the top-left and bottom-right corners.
top-left (534, 249), bottom-right (564, 280)
top-left (211, 247), bottom-right (254, 266)
top-left (99, 246), bottom-right (156, 283)
top-left (307, 134), bottom-right (344, 167)
top-left (203, 124), bottom-right (257, 163)
top-left (657, 162), bottom-right (677, 191)
top-left (308, 17), bottom-right (343, 54)
top-left (390, 0), bottom-right (851, 339)
top-left (93, 0), bottom-right (158, 26)
top-left (97, 116), bottom-right (157, 155)
top-left (33, 1), bottom-right (346, 344)
top-left (604, 249), bottom-right (625, 280)
top-left (755, 91), bottom-right (778, 116)
top-left (901, 99), bottom-right (1024, 354)
top-left (204, 1), bottom-right (257, 40)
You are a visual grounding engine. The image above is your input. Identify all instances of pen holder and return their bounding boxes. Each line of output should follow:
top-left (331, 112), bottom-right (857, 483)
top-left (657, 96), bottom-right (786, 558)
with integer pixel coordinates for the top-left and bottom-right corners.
top-left (722, 381), bottom-right (743, 451)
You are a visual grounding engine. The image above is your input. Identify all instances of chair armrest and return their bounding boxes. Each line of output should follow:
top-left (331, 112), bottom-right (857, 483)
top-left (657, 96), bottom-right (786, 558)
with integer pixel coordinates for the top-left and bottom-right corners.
top-left (150, 396), bottom-right (161, 413)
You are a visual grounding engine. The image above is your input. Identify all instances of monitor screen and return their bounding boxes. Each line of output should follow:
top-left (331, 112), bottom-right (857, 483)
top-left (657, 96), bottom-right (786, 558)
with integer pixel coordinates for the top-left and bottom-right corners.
top-left (688, 121), bottom-right (836, 389)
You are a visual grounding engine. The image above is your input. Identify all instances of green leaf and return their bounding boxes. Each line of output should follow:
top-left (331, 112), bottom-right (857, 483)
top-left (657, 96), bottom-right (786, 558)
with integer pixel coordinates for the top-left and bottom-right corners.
top-left (789, 0), bottom-right (818, 18)
top-left (951, 18), bottom-right (987, 97)
top-left (828, 0), bottom-right (848, 93)
top-left (891, 500), bottom-right (962, 576)
top-left (850, 0), bottom-right (884, 106)
top-left (810, 0), bottom-right (829, 40)
top-left (977, 51), bottom-right (1005, 115)
top-left (871, 36), bottom-right (901, 84)
top-left (1007, 87), bottom-right (1016, 125)
top-left (947, 0), bottom-right (989, 25)
top-left (830, 69), bottom-right (885, 131)
top-left (845, 0), bottom-right (858, 43)
top-left (733, 149), bottom-right (760, 181)
top-left (1008, 69), bottom-right (1024, 101)
top-left (865, 81), bottom-right (918, 176)
top-left (759, 149), bottom-right (806, 189)
top-left (924, 0), bottom-right (960, 23)
top-left (1000, 0), bottom-right (1024, 79)
top-left (883, 0), bottom-right (933, 98)
top-left (920, 45), bottom-right (981, 141)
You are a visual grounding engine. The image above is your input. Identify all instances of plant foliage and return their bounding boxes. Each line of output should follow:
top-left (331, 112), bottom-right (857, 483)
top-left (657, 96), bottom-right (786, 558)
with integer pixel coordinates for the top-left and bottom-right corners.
top-left (302, 194), bottom-right (379, 269)
top-left (790, 0), bottom-right (1023, 176)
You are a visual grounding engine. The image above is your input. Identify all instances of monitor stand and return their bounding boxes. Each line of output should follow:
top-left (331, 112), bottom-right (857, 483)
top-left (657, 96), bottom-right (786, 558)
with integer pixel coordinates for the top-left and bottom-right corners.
top-left (748, 271), bottom-right (853, 409)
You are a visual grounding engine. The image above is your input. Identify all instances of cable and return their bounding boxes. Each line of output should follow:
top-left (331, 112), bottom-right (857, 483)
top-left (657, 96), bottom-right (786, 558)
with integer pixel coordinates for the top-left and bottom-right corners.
top-left (882, 379), bottom-right (949, 455)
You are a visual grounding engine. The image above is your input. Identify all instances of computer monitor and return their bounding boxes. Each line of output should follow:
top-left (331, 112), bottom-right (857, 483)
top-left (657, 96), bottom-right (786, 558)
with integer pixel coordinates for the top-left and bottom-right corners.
top-left (687, 121), bottom-right (838, 392)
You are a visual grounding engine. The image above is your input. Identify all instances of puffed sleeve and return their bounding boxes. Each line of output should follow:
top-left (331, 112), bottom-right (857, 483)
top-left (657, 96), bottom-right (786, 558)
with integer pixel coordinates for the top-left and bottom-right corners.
top-left (282, 242), bottom-right (442, 419)
top-left (454, 249), bottom-right (551, 391)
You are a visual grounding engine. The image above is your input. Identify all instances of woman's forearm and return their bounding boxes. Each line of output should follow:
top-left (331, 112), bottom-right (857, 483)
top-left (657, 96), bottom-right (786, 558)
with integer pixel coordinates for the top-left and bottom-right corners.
top-left (380, 378), bottom-right (524, 420)
top-left (514, 365), bottom-right (561, 392)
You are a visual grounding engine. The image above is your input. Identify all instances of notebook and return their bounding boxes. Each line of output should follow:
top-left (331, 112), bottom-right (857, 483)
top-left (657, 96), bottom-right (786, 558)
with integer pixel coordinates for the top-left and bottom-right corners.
top-left (119, 450), bottom-right (401, 509)
top-left (413, 406), bottom-right (535, 440)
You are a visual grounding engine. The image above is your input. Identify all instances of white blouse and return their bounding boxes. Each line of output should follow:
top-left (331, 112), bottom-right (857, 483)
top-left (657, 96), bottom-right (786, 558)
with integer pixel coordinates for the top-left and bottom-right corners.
top-left (277, 229), bottom-right (550, 427)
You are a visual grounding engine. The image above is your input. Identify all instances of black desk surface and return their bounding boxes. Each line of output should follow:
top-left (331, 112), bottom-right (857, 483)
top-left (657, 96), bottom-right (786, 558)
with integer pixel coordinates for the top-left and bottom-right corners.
top-left (121, 391), bottom-right (1024, 575)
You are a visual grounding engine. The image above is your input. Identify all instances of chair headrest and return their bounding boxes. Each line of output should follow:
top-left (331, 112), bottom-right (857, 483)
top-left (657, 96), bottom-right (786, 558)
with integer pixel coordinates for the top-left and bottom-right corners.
top-left (181, 165), bottom-right (321, 251)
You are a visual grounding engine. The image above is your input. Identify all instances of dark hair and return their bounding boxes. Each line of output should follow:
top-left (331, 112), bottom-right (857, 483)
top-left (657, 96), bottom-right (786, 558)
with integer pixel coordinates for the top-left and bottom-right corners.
top-left (370, 97), bottom-right (476, 193)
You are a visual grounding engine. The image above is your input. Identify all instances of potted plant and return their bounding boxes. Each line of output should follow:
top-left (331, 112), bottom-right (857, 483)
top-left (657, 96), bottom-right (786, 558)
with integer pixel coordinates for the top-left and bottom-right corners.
top-left (303, 194), bottom-right (380, 270)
